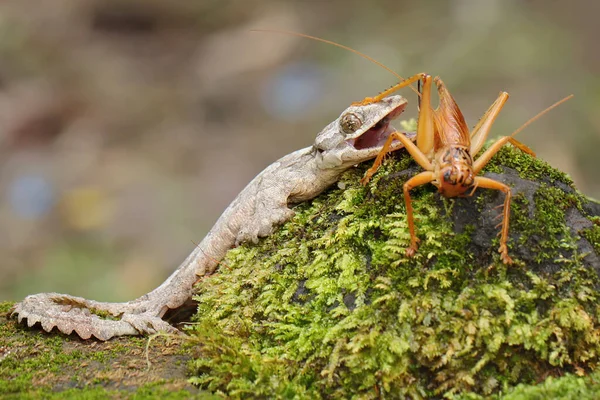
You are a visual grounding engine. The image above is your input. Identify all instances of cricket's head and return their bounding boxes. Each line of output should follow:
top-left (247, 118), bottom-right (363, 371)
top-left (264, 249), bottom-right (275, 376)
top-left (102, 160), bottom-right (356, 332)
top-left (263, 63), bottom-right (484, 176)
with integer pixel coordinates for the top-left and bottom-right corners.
top-left (314, 95), bottom-right (410, 169)
top-left (436, 145), bottom-right (475, 197)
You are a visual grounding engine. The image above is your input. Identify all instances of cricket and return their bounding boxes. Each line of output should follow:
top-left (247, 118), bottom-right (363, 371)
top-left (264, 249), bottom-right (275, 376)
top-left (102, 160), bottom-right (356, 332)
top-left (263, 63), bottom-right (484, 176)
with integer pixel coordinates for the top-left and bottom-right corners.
top-left (357, 74), bottom-right (572, 264)
top-left (254, 29), bottom-right (573, 264)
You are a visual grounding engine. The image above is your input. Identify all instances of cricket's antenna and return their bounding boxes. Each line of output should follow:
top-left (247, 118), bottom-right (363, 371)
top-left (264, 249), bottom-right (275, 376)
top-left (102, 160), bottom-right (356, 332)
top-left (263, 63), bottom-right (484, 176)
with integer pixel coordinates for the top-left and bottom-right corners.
top-left (510, 94), bottom-right (574, 138)
top-left (251, 29), bottom-right (420, 96)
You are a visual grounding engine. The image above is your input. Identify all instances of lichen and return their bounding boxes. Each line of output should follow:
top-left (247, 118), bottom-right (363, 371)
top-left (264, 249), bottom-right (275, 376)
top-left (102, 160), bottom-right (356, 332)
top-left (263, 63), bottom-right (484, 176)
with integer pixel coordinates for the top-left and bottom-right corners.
top-left (189, 145), bottom-right (600, 399)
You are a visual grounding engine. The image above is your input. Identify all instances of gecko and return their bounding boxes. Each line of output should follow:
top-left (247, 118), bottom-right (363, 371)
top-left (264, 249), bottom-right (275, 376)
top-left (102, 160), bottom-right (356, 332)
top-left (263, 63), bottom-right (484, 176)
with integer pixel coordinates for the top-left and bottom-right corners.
top-left (10, 95), bottom-right (410, 340)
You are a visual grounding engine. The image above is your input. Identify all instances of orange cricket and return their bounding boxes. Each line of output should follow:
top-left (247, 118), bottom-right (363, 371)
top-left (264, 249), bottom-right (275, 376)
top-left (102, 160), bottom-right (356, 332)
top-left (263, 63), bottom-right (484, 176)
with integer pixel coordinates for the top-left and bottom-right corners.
top-left (357, 74), bottom-right (572, 264)
top-left (252, 29), bottom-right (572, 264)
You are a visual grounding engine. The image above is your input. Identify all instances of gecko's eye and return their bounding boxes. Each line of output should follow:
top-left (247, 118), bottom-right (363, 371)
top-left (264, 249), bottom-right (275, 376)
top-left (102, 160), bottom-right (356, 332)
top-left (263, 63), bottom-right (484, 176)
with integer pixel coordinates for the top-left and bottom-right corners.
top-left (340, 112), bottom-right (362, 134)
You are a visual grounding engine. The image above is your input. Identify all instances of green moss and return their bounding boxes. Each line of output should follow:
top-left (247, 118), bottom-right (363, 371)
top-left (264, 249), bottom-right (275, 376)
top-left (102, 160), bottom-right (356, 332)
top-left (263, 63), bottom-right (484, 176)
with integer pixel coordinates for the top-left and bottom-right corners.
top-left (0, 307), bottom-right (200, 398)
top-left (455, 369), bottom-right (600, 400)
top-left (87, 308), bottom-right (120, 320)
top-left (510, 184), bottom-right (581, 263)
top-left (0, 384), bottom-right (207, 400)
top-left (0, 302), bottom-right (13, 315)
top-left (3, 144), bottom-right (596, 398)
top-left (581, 219), bottom-right (600, 254)
top-left (189, 146), bottom-right (600, 399)
top-left (481, 143), bottom-right (575, 187)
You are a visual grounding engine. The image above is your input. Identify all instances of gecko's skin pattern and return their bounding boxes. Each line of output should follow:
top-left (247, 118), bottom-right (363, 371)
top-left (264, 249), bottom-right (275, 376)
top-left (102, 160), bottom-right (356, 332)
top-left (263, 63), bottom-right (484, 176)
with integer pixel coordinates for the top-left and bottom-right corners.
top-left (11, 96), bottom-right (410, 340)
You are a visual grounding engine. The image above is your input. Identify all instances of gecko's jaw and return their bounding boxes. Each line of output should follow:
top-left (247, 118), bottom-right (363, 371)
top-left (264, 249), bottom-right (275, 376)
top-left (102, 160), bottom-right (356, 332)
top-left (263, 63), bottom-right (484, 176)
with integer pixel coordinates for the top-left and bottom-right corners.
top-left (351, 118), bottom-right (397, 150)
top-left (347, 102), bottom-right (406, 152)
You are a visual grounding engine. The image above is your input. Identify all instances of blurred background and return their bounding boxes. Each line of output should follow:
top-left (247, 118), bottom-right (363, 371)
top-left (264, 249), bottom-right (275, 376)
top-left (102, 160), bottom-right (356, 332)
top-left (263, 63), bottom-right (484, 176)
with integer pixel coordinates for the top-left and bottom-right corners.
top-left (1, 0), bottom-right (598, 302)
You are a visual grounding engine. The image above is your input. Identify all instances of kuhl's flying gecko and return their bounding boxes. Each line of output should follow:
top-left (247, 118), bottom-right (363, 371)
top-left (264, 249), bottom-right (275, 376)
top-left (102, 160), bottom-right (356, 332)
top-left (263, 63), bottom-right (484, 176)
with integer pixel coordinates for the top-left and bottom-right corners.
top-left (11, 95), bottom-right (410, 340)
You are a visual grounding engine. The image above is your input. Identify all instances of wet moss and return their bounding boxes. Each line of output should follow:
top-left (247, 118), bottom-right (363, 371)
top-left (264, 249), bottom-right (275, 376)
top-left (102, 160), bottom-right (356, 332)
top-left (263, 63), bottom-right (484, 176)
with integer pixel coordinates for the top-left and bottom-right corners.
top-left (189, 145), bottom-right (600, 398)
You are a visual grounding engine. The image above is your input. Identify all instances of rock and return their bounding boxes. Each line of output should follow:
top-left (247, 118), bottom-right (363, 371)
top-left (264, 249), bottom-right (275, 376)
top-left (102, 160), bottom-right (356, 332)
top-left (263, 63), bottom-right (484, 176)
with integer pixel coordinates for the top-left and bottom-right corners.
top-left (188, 145), bottom-right (600, 398)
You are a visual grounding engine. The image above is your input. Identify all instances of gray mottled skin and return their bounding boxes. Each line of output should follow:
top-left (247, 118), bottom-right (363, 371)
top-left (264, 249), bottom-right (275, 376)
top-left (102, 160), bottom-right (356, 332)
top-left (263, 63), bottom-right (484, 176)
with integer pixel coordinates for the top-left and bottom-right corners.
top-left (11, 96), bottom-right (409, 340)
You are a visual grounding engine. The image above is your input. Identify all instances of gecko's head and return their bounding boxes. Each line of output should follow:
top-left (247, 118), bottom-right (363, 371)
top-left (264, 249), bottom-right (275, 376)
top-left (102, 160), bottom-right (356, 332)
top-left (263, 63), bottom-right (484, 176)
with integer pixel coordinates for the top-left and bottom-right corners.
top-left (314, 95), bottom-right (412, 168)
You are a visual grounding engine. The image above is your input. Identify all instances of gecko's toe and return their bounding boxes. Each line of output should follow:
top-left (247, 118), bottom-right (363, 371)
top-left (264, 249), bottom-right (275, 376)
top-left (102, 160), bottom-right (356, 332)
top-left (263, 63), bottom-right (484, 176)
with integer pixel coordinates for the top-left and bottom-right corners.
top-left (11, 293), bottom-right (179, 340)
top-left (12, 297), bottom-right (140, 340)
top-left (235, 228), bottom-right (259, 246)
top-left (257, 209), bottom-right (295, 237)
top-left (236, 208), bottom-right (295, 245)
top-left (121, 313), bottom-right (182, 335)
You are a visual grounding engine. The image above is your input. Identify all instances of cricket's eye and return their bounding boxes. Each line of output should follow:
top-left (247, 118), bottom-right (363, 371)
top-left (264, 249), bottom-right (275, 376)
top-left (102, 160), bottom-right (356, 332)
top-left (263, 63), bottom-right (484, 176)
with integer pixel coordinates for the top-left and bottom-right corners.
top-left (443, 169), bottom-right (454, 184)
top-left (340, 112), bottom-right (362, 134)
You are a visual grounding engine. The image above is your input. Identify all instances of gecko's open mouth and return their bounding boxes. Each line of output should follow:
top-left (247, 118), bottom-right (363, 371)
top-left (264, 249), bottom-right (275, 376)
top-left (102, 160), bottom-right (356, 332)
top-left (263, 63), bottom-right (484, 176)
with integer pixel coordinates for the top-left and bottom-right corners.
top-left (347, 102), bottom-right (407, 150)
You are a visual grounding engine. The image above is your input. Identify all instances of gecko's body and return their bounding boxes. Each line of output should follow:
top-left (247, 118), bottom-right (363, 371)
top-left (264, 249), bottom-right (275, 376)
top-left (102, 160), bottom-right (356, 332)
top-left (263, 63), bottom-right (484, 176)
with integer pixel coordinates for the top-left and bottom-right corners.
top-left (11, 96), bottom-right (409, 340)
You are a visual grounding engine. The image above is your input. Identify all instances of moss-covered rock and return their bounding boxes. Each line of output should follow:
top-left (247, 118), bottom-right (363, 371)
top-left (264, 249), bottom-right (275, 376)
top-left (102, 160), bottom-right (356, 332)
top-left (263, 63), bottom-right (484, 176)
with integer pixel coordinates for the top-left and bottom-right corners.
top-left (188, 145), bottom-right (600, 399)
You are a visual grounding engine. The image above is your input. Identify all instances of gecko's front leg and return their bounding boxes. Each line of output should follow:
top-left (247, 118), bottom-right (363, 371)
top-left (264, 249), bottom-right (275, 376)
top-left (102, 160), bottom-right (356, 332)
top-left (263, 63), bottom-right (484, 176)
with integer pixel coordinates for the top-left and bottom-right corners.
top-left (234, 172), bottom-right (297, 245)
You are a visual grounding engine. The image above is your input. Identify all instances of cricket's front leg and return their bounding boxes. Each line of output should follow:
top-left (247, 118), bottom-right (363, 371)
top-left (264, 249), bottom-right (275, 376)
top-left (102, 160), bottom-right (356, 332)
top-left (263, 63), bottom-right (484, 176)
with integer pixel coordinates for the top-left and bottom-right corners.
top-left (361, 74), bottom-right (435, 186)
top-left (352, 73), bottom-right (427, 106)
top-left (402, 171), bottom-right (435, 257)
top-left (360, 130), bottom-right (433, 186)
top-left (474, 176), bottom-right (513, 265)
top-left (361, 131), bottom-right (411, 185)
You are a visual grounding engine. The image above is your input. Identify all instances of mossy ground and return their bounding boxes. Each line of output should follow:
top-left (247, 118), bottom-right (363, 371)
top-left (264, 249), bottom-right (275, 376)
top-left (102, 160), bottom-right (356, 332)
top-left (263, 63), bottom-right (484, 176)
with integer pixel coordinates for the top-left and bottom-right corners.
top-left (188, 145), bottom-right (600, 399)
top-left (2, 144), bottom-right (599, 399)
top-left (0, 302), bottom-right (211, 399)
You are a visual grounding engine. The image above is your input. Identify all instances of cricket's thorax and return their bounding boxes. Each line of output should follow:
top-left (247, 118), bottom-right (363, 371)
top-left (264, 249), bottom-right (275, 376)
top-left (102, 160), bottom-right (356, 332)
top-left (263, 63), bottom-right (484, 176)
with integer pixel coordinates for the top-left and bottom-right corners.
top-left (434, 145), bottom-right (474, 197)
